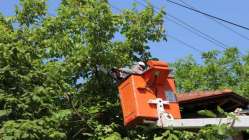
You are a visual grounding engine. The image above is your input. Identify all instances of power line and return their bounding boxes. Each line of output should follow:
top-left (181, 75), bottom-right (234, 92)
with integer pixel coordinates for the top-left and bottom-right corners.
top-left (174, 0), bottom-right (245, 55)
top-left (110, 1), bottom-right (246, 55)
top-left (167, 34), bottom-right (203, 53)
top-left (137, 0), bottom-right (227, 50)
top-left (166, 0), bottom-right (249, 31)
top-left (167, 14), bottom-right (227, 49)
top-left (177, 0), bottom-right (249, 41)
top-left (109, 2), bottom-right (202, 54)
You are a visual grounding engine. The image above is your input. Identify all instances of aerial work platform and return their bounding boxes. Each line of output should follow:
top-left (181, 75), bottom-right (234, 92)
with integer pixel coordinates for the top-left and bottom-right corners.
top-left (118, 60), bottom-right (181, 126)
top-left (117, 60), bottom-right (249, 129)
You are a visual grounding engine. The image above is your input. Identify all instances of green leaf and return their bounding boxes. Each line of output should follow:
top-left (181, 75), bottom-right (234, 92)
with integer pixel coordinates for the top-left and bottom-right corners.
top-left (0, 110), bottom-right (10, 117)
top-left (198, 110), bottom-right (217, 118)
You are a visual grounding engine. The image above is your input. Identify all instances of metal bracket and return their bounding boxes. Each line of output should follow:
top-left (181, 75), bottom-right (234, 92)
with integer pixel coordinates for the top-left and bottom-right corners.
top-left (148, 98), bottom-right (174, 127)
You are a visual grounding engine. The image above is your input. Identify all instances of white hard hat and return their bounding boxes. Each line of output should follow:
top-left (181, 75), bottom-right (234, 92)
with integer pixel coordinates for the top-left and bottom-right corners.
top-left (138, 61), bottom-right (145, 67)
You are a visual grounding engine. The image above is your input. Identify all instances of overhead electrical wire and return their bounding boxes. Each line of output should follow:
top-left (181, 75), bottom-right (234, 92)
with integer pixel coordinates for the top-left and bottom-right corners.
top-left (167, 14), bottom-right (227, 49)
top-left (175, 0), bottom-right (245, 55)
top-left (166, 0), bottom-right (249, 31)
top-left (110, 1), bottom-right (245, 55)
top-left (167, 34), bottom-right (203, 53)
top-left (137, 0), bottom-right (227, 50)
top-left (109, 2), bottom-right (202, 53)
top-left (177, 0), bottom-right (249, 41)
top-left (136, 0), bottom-right (228, 50)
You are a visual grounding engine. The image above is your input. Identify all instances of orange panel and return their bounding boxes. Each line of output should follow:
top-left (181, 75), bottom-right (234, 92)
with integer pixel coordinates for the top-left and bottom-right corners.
top-left (118, 60), bottom-right (181, 126)
top-left (118, 78), bottom-right (137, 126)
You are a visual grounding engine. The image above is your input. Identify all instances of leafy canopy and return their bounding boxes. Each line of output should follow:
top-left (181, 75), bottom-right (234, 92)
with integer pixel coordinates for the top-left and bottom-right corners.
top-left (173, 48), bottom-right (249, 97)
top-left (0, 0), bottom-right (166, 139)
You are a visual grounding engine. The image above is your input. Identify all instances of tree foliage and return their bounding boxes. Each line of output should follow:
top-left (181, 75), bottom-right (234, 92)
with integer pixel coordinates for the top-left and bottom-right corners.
top-left (173, 48), bottom-right (249, 98)
top-left (0, 0), bottom-right (247, 139)
top-left (0, 0), bottom-right (166, 139)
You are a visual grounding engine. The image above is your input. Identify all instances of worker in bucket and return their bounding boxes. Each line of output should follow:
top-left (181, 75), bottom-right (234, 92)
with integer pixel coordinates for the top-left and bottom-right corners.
top-left (110, 61), bottom-right (146, 81)
top-left (131, 61), bottom-right (146, 74)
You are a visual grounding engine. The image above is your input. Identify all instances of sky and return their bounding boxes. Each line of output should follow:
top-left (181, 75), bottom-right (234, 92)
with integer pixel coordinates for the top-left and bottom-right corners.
top-left (0, 0), bottom-right (249, 63)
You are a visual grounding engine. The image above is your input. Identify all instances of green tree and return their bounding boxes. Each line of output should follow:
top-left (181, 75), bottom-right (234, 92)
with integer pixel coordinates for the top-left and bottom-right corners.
top-left (0, 0), bottom-right (166, 139)
top-left (173, 47), bottom-right (249, 98)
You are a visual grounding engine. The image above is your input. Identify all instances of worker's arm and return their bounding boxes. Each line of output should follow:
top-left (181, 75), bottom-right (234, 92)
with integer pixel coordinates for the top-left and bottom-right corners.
top-left (118, 67), bottom-right (133, 74)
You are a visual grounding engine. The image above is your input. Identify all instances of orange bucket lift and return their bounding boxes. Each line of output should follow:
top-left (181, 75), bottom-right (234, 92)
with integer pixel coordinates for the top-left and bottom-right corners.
top-left (117, 60), bottom-right (249, 129)
top-left (118, 60), bottom-right (181, 126)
